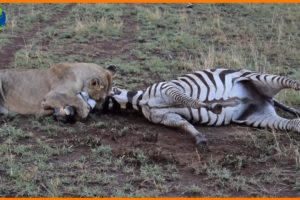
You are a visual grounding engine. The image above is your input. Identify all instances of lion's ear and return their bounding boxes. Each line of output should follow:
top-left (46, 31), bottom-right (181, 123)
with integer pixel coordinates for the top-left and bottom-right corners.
top-left (106, 64), bottom-right (117, 78)
top-left (89, 78), bottom-right (104, 90)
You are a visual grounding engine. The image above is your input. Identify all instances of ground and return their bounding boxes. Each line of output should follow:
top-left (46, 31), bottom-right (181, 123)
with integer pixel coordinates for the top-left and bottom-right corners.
top-left (0, 4), bottom-right (300, 197)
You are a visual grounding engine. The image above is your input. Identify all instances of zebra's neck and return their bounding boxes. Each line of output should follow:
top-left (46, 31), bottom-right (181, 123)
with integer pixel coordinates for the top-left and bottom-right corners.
top-left (125, 90), bottom-right (144, 111)
top-left (111, 88), bottom-right (144, 111)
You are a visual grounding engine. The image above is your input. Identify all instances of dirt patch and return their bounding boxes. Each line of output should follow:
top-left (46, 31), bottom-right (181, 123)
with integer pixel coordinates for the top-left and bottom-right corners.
top-left (35, 111), bottom-right (300, 197)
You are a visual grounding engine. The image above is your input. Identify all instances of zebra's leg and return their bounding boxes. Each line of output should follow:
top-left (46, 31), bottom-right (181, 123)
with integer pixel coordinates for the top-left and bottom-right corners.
top-left (234, 101), bottom-right (300, 132)
top-left (159, 112), bottom-right (208, 146)
top-left (273, 99), bottom-right (300, 117)
top-left (247, 73), bottom-right (300, 97)
top-left (162, 84), bottom-right (222, 114)
top-left (163, 85), bottom-right (205, 108)
top-left (237, 113), bottom-right (300, 133)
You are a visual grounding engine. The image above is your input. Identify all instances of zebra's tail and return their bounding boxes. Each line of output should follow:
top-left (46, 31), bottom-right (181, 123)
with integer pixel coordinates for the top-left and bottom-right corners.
top-left (273, 99), bottom-right (300, 117)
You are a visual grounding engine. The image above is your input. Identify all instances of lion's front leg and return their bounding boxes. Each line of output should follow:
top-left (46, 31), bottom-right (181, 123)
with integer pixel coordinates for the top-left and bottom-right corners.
top-left (37, 108), bottom-right (54, 117)
top-left (41, 91), bottom-right (91, 120)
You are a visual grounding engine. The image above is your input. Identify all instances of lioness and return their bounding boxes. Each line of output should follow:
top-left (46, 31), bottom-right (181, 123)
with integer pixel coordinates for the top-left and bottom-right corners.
top-left (0, 62), bottom-right (116, 120)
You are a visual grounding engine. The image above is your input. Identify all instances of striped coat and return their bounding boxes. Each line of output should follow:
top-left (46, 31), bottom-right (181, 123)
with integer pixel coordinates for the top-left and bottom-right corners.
top-left (107, 68), bottom-right (300, 147)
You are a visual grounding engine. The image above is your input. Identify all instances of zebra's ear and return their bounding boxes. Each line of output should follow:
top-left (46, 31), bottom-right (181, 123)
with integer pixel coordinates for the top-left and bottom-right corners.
top-left (107, 64), bottom-right (117, 77)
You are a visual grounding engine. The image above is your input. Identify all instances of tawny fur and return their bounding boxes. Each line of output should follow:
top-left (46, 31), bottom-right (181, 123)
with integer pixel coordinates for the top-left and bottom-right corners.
top-left (0, 62), bottom-right (115, 119)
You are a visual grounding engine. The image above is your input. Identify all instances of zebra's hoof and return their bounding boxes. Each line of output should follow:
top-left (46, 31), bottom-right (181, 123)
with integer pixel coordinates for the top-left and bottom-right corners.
top-left (195, 135), bottom-right (208, 147)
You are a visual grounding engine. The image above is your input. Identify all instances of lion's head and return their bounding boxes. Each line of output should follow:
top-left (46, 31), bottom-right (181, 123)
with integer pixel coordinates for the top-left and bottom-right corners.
top-left (82, 64), bottom-right (116, 105)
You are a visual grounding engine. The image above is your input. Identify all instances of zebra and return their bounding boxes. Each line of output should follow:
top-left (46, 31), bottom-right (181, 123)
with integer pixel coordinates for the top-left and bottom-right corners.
top-left (103, 68), bottom-right (300, 147)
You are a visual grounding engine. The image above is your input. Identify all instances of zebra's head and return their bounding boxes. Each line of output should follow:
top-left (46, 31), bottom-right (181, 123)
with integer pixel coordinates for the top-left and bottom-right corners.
top-left (102, 87), bottom-right (144, 113)
top-left (109, 87), bottom-right (129, 109)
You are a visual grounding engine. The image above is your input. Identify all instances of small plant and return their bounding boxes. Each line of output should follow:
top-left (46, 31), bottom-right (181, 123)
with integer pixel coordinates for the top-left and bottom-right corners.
top-left (92, 145), bottom-right (112, 156)
top-left (140, 164), bottom-right (165, 187)
top-left (0, 124), bottom-right (29, 141)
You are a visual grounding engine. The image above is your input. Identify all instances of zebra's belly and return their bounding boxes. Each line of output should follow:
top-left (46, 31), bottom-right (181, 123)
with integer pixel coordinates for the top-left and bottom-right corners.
top-left (177, 82), bottom-right (252, 125)
top-left (144, 81), bottom-right (253, 126)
